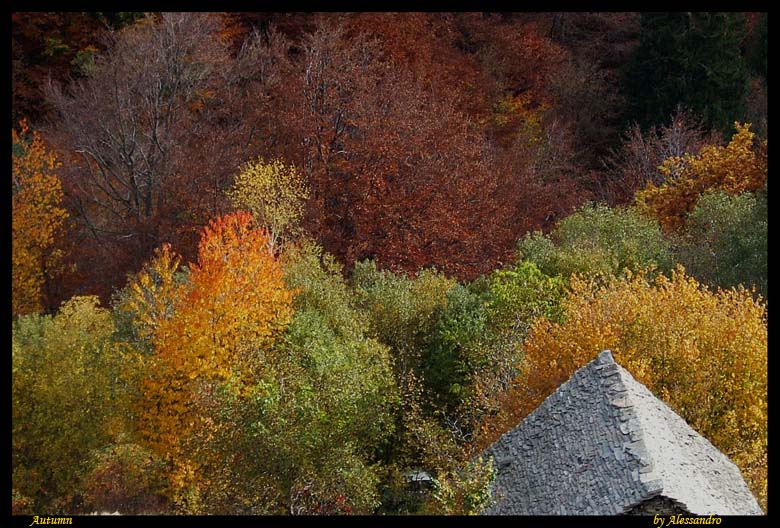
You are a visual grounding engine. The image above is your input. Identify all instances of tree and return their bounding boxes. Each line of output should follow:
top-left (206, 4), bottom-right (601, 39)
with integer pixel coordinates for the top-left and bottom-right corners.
top-left (112, 243), bottom-right (186, 354)
top-left (515, 203), bottom-right (674, 281)
top-left (601, 108), bottom-right (721, 203)
top-left (425, 261), bottom-right (566, 448)
top-left (352, 260), bottom-right (456, 375)
top-left (45, 13), bottom-right (224, 236)
top-left (345, 67), bottom-right (516, 279)
top-left (540, 13), bottom-right (639, 201)
top-left (13, 296), bottom-right (130, 512)
top-left (227, 157), bottom-right (310, 253)
top-left (44, 12), bottom-right (252, 303)
top-left (350, 260), bottom-right (471, 505)
top-left (345, 13), bottom-right (494, 118)
top-left (509, 268), bottom-right (767, 509)
top-left (674, 188), bottom-right (766, 297)
top-left (484, 262), bottom-right (567, 339)
top-left (348, 257), bottom-right (566, 506)
top-left (135, 212), bottom-right (293, 511)
top-left (239, 18), bottom-right (519, 281)
top-left (220, 240), bottom-right (398, 514)
top-left (624, 12), bottom-right (749, 132)
top-left (546, 56), bottom-right (622, 167)
top-left (743, 13), bottom-right (767, 138)
top-left (160, 15), bottom-right (597, 283)
top-left (424, 283), bottom-right (491, 416)
top-left (291, 20), bottom-right (382, 256)
top-left (12, 120), bottom-right (68, 316)
top-left (636, 122), bottom-right (767, 231)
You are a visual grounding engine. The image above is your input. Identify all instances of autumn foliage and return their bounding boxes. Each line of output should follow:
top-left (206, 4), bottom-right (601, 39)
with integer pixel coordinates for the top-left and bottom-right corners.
top-left (135, 212), bottom-right (293, 507)
top-left (11, 11), bottom-right (767, 516)
top-left (227, 157), bottom-right (310, 253)
top-left (13, 296), bottom-right (129, 512)
top-left (115, 243), bottom-right (183, 352)
top-left (12, 120), bottom-right (68, 317)
top-left (636, 123), bottom-right (767, 231)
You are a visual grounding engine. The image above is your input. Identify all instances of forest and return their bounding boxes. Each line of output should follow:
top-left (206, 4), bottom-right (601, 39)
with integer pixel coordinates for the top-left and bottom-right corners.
top-left (11, 12), bottom-right (767, 515)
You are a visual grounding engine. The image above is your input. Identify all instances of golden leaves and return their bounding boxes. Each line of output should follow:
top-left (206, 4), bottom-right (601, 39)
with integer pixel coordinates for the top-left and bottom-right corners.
top-left (636, 123), bottom-right (767, 231)
top-left (227, 158), bottom-right (310, 253)
top-left (12, 120), bottom-right (68, 316)
top-left (120, 243), bottom-right (183, 347)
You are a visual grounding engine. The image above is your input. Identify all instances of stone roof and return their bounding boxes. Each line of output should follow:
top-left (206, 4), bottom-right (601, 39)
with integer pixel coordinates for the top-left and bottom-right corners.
top-left (481, 350), bottom-right (763, 515)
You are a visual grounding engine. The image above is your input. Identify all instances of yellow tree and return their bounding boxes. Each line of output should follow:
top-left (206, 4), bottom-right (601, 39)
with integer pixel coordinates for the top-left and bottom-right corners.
top-left (12, 120), bottom-right (68, 316)
top-left (502, 268), bottom-right (767, 509)
top-left (227, 157), bottom-right (310, 254)
top-left (136, 212), bottom-right (294, 511)
top-left (636, 122), bottom-right (767, 230)
top-left (114, 243), bottom-right (185, 353)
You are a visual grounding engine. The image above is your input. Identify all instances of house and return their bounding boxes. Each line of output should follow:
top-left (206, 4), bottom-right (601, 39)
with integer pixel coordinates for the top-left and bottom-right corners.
top-left (481, 350), bottom-right (763, 515)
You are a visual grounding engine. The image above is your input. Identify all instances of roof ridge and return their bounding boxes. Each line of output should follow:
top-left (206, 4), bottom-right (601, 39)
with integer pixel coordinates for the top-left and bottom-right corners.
top-left (593, 351), bottom-right (665, 509)
top-left (611, 356), bottom-right (760, 515)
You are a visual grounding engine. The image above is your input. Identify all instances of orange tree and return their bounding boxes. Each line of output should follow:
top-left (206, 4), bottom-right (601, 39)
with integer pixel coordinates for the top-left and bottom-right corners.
top-left (12, 120), bottom-right (68, 317)
top-left (636, 122), bottom-right (767, 231)
top-left (134, 212), bottom-right (293, 511)
top-left (493, 268), bottom-right (767, 509)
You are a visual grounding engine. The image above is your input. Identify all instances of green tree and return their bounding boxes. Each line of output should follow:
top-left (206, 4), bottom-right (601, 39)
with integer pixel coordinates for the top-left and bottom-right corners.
top-left (675, 188), bottom-right (766, 297)
top-left (351, 260), bottom-right (456, 375)
top-left (350, 261), bottom-right (472, 509)
top-left (179, 240), bottom-right (398, 514)
top-left (424, 283), bottom-right (490, 412)
top-left (350, 257), bottom-right (565, 512)
top-left (515, 203), bottom-right (673, 281)
top-left (625, 12), bottom-right (749, 132)
top-left (13, 296), bottom-right (131, 513)
top-left (442, 263), bottom-right (564, 400)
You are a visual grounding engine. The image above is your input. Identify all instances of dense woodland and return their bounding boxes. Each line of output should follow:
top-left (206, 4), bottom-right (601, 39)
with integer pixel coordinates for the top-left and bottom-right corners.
top-left (12, 12), bottom-right (767, 515)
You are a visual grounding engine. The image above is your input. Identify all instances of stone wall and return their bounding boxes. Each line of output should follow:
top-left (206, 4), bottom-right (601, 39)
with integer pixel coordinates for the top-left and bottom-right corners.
top-left (625, 495), bottom-right (689, 515)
